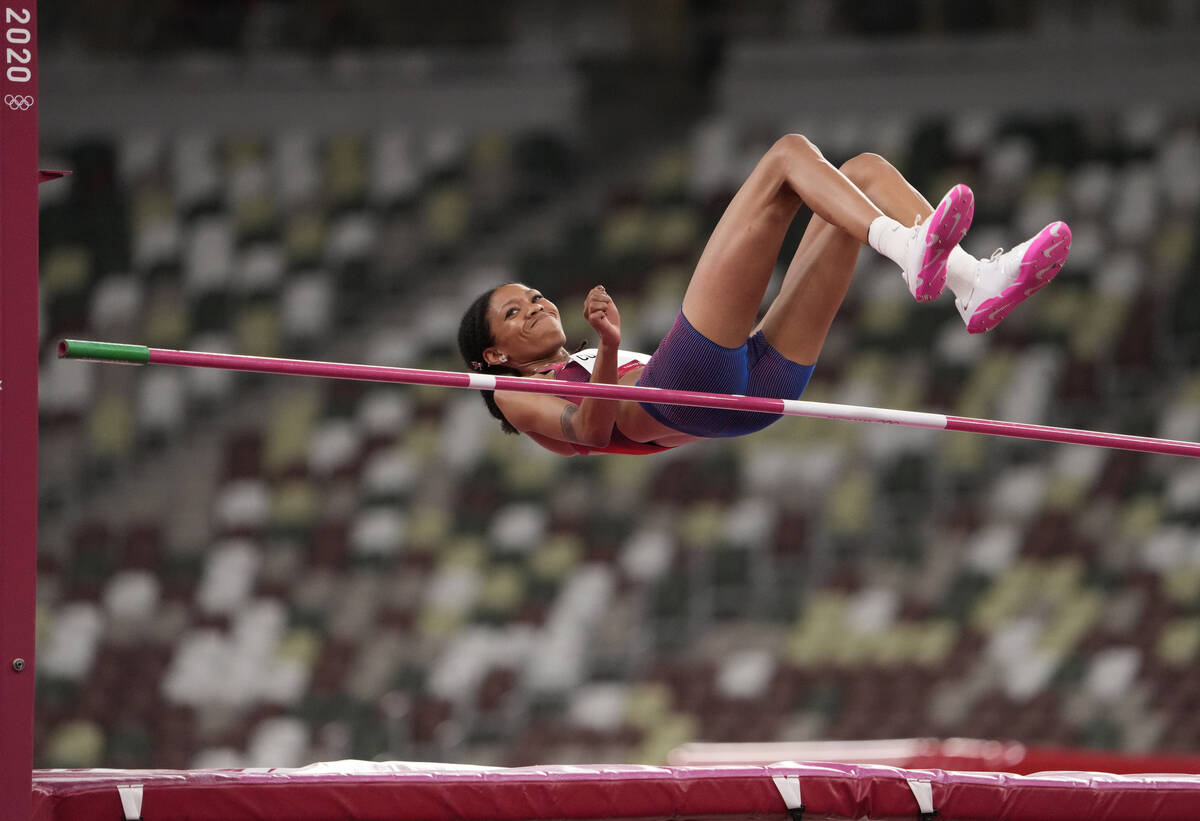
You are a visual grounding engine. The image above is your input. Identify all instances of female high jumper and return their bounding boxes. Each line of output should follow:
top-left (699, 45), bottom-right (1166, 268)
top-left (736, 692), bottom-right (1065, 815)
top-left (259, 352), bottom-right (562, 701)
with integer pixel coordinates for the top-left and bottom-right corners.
top-left (458, 135), bottom-right (1071, 456)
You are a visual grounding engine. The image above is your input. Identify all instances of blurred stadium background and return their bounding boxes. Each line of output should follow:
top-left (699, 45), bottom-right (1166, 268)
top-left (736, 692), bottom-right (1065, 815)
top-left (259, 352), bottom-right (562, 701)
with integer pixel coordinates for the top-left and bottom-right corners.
top-left (31, 1), bottom-right (1200, 772)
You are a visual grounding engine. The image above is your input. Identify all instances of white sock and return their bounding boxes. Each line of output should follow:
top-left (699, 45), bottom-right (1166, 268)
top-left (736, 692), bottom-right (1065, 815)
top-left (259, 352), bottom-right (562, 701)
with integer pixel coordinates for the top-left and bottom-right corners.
top-left (946, 246), bottom-right (979, 300)
top-left (867, 216), bottom-right (914, 270)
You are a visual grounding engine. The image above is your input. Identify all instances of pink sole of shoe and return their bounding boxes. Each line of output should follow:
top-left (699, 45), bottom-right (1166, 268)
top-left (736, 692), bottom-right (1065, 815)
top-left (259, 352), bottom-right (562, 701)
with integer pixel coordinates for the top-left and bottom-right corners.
top-left (966, 222), bottom-right (1072, 334)
top-left (913, 183), bottom-right (975, 302)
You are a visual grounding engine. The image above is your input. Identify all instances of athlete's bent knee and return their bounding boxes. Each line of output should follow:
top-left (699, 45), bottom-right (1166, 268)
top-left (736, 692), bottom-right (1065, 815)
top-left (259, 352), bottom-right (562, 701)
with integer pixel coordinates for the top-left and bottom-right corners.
top-left (839, 152), bottom-right (892, 193)
top-left (770, 133), bottom-right (823, 166)
top-left (757, 134), bottom-right (824, 203)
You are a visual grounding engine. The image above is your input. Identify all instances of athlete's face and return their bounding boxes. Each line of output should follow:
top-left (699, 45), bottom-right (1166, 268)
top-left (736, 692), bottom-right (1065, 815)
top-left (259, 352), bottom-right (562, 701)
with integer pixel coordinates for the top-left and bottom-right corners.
top-left (484, 283), bottom-right (566, 367)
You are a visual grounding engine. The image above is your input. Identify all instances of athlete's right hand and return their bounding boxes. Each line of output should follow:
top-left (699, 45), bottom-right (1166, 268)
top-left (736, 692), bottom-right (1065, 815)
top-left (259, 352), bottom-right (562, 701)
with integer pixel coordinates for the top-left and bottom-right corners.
top-left (583, 285), bottom-right (621, 348)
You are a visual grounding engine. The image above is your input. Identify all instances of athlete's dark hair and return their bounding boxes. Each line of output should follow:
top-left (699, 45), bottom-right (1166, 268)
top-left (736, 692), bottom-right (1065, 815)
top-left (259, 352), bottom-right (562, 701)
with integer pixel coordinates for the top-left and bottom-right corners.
top-left (458, 286), bottom-right (521, 434)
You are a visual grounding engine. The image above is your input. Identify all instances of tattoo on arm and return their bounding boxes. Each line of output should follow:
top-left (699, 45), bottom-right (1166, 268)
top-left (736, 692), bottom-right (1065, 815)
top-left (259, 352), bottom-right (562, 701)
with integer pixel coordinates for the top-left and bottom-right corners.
top-left (560, 403), bottom-right (581, 442)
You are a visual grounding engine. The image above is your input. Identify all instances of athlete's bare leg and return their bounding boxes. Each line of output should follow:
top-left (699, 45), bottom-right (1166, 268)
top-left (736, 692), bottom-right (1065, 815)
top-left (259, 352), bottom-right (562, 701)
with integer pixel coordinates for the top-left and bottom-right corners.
top-left (680, 135), bottom-right (886, 349)
top-left (756, 153), bottom-right (935, 364)
top-left (622, 147), bottom-right (948, 447)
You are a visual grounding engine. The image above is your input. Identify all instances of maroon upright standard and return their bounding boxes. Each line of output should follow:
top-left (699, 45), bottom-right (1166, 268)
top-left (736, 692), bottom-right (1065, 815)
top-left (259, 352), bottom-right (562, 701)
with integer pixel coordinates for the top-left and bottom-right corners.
top-left (1, 1), bottom-right (39, 819)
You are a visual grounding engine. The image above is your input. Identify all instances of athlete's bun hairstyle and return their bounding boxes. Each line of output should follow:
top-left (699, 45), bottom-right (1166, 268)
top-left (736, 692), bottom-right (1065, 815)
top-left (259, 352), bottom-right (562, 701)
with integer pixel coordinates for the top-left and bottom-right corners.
top-left (458, 286), bottom-right (521, 434)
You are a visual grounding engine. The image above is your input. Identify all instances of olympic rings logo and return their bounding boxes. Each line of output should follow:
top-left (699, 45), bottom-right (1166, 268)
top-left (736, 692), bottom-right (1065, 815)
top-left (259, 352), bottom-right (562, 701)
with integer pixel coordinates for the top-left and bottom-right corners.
top-left (5, 94), bottom-right (34, 111)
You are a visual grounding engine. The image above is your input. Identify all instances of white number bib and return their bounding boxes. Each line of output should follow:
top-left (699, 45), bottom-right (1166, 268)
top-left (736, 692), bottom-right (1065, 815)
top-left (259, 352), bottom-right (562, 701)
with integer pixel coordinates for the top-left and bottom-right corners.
top-left (567, 348), bottom-right (651, 374)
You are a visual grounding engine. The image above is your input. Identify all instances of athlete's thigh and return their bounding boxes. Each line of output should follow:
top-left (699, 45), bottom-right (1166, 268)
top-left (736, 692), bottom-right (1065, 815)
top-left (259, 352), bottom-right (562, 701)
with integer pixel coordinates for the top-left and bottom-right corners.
top-left (681, 151), bottom-right (801, 348)
top-left (756, 214), bottom-right (860, 365)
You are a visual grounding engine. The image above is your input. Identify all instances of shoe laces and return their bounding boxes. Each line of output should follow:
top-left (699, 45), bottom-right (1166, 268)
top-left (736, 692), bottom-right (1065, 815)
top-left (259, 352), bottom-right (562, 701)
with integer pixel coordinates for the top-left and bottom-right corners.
top-left (988, 247), bottom-right (1004, 261)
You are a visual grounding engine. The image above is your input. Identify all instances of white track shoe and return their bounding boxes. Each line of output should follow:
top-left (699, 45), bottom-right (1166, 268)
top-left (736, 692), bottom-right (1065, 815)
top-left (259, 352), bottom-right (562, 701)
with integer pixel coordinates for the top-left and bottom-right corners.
top-left (904, 183), bottom-right (975, 302)
top-left (956, 221), bottom-right (1072, 334)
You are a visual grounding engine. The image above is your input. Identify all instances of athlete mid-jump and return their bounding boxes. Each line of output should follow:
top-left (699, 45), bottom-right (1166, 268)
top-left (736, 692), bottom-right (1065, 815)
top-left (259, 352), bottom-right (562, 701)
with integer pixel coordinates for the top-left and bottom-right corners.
top-left (458, 135), bottom-right (1070, 456)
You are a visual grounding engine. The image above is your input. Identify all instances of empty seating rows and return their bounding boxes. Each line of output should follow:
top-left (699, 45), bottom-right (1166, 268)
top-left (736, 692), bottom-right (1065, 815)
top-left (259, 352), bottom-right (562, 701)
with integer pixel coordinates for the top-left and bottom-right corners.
top-left (34, 109), bottom-right (1200, 769)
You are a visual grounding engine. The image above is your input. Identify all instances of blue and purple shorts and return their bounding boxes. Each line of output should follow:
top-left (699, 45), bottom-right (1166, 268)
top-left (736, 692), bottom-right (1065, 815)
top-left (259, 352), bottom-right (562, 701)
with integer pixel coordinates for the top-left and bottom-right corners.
top-left (636, 312), bottom-right (815, 438)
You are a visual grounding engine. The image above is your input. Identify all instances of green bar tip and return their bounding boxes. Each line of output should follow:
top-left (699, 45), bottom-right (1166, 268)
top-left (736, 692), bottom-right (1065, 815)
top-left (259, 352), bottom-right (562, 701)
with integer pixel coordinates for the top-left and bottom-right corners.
top-left (58, 339), bottom-right (150, 365)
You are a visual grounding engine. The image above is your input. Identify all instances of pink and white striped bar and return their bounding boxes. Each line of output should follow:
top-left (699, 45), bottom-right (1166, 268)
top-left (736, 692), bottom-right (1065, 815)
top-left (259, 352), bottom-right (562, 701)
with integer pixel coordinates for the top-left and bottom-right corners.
top-left (58, 340), bottom-right (1200, 459)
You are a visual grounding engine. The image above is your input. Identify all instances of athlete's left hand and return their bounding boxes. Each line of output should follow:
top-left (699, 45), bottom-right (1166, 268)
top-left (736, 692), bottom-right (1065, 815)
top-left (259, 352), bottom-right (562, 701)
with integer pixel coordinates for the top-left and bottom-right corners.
top-left (583, 285), bottom-right (621, 348)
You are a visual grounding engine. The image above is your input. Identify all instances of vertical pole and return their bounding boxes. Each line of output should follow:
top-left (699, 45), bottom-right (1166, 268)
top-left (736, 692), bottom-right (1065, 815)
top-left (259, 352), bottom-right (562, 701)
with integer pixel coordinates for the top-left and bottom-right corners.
top-left (0, 1), bottom-right (38, 819)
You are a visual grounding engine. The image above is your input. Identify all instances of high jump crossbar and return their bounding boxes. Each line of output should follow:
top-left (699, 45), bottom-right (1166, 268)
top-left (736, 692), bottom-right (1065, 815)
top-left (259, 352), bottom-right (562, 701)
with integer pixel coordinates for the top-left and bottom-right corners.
top-left (58, 339), bottom-right (1200, 459)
